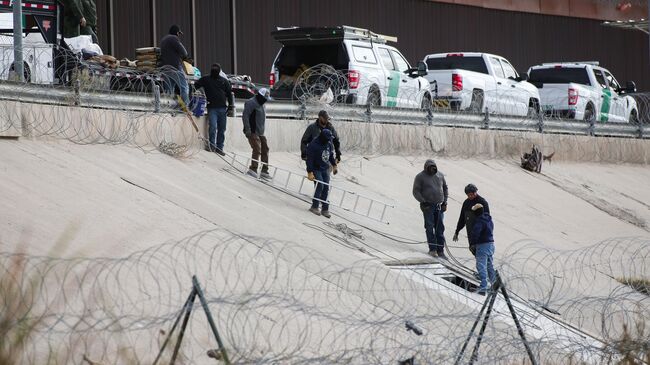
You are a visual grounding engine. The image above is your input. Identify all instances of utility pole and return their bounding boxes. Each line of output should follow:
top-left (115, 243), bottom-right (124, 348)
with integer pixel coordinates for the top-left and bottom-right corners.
top-left (13, 0), bottom-right (24, 82)
top-left (230, 0), bottom-right (237, 74)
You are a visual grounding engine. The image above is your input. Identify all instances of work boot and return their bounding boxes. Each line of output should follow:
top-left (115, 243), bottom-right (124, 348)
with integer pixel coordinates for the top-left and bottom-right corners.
top-left (321, 210), bottom-right (331, 218)
top-left (427, 251), bottom-right (438, 258)
top-left (260, 171), bottom-right (272, 180)
top-left (309, 207), bottom-right (321, 216)
top-left (246, 169), bottom-right (258, 178)
top-left (473, 288), bottom-right (488, 296)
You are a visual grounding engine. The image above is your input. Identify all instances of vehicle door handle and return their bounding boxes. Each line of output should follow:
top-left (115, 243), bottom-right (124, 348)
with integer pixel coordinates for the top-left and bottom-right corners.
top-left (497, 82), bottom-right (502, 85)
top-left (387, 76), bottom-right (393, 80)
top-left (511, 85), bottom-right (515, 88)
top-left (402, 79), bottom-right (407, 83)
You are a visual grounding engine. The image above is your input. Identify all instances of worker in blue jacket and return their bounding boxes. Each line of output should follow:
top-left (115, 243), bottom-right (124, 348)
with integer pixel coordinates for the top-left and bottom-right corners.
top-left (469, 203), bottom-right (496, 295)
top-left (306, 129), bottom-right (338, 218)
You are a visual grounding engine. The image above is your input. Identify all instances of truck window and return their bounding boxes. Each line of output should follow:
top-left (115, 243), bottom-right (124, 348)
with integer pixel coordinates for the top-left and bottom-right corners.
top-left (390, 50), bottom-right (410, 72)
top-left (528, 68), bottom-right (591, 87)
top-left (489, 57), bottom-right (505, 78)
top-left (275, 43), bottom-right (349, 78)
top-left (352, 45), bottom-right (377, 64)
top-left (603, 71), bottom-right (621, 90)
top-left (593, 69), bottom-right (607, 89)
top-left (378, 48), bottom-right (395, 70)
top-left (500, 59), bottom-right (518, 79)
top-left (425, 56), bottom-right (488, 74)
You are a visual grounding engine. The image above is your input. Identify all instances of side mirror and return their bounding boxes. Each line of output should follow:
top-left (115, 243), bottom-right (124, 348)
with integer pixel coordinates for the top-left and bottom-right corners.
top-left (624, 81), bottom-right (636, 94)
top-left (417, 61), bottom-right (428, 77)
top-left (516, 74), bottom-right (529, 82)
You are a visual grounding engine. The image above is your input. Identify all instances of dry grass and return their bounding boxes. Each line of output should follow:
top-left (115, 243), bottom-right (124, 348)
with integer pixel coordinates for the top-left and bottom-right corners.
top-left (616, 277), bottom-right (650, 296)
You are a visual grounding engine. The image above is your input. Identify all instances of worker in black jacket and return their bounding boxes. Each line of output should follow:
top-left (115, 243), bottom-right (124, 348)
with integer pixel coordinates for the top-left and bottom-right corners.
top-left (300, 110), bottom-right (341, 163)
top-left (453, 183), bottom-right (490, 255)
top-left (195, 63), bottom-right (234, 155)
top-left (160, 25), bottom-right (190, 106)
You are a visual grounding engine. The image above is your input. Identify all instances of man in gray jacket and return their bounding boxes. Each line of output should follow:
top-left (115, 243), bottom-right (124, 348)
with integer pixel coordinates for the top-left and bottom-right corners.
top-left (242, 88), bottom-right (270, 179)
top-left (412, 159), bottom-right (448, 258)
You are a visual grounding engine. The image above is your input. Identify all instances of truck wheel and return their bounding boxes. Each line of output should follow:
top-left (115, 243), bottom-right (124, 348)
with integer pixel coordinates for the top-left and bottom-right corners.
top-left (584, 103), bottom-right (595, 122)
top-left (629, 110), bottom-right (639, 124)
top-left (527, 98), bottom-right (540, 118)
top-left (367, 86), bottom-right (381, 107)
top-left (469, 89), bottom-right (483, 113)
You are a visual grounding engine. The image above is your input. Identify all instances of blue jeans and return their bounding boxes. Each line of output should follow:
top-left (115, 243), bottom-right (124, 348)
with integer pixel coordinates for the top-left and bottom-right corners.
top-left (311, 169), bottom-right (331, 211)
top-left (422, 205), bottom-right (445, 254)
top-left (164, 68), bottom-right (190, 107)
top-left (207, 107), bottom-right (228, 150)
top-left (475, 242), bottom-right (496, 290)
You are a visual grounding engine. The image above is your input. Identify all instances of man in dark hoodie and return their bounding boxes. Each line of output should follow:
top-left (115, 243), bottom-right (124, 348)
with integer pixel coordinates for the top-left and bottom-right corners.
top-left (242, 88), bottom-right (270, 179)
top-left (305, 129), bottom-right (338, 218)
top-left (412, 159), bottom-right (448, 258)
top-left (453, 183), bottom-right (490, 255)
top-left (300, 110), bottom-right (341, 163)
top-left (469, 203), bottom-right (496, 295)
top-left (195, 63), bottom-right (234, 155)
top-left (160, 25), bottom-right (190, 106)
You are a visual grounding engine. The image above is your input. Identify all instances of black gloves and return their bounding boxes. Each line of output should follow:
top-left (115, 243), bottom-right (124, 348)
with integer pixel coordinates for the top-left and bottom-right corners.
top-left (441, 202), bottom-right (447, 212)
top-left (227, 105), bottom-right (235, 117)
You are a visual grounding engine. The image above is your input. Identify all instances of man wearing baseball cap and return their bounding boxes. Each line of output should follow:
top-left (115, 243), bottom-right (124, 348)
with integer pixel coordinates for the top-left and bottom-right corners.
top-left (453, 183), bottom-right (490, 255)
top-left (300, 110), bottom-right (342, 164)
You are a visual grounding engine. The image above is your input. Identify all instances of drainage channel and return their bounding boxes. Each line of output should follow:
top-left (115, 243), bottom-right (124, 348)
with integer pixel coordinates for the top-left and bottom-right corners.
top-left (385, 259), bottom-right (605, 362)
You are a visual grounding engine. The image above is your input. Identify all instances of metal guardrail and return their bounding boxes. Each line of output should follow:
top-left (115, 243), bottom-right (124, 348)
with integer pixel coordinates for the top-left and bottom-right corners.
top-left (1, 80), bottom-right (648, 139)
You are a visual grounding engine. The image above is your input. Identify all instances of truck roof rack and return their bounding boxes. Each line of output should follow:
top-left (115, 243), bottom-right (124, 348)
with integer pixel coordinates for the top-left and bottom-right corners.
top-left (541, 61), bottom-right (600, 66)
top-left (340, 25), bottom-right (397, 43)
top-left (272, 25), bottom-right (397, 45)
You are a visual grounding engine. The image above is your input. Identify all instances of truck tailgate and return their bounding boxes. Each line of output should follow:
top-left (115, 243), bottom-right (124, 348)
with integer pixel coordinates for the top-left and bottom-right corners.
top-left (425, 70), bottom-right (453, 96)
top-left (537, 84), bottom-right (571, 110)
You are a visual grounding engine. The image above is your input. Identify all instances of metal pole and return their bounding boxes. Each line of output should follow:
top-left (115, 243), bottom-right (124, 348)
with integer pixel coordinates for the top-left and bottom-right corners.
top-left (498, 273), bottom-right (539, 365)
top-left (468, 287), bottom-right (499, 364)
top-left (453, 288), bottom-right (496, 365)
top-left (152, 289), bottom-right (197, 365)
top-left (170, 290), bottom-right (197, 365)
top-left (154, 84), bottom-right (161, 112)
top-left (13, 0), bottom-right (24, 82)
top-left (230, 0), bottom-right (237, 74)
top-left (192, 275), bottom-right (231, 365)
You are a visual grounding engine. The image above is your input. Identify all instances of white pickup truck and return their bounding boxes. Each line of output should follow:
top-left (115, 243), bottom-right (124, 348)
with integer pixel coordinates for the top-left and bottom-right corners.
top-left (527, 62), bottom-right (638, 123)
top-left (422, 52), bottom-right (540, 117)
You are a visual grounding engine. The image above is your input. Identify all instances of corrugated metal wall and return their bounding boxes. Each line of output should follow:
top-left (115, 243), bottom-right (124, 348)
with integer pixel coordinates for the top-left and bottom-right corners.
top-left (194, 0), bottom-right (232, 73)
top-left (95, 0), bottom-right (649, 90)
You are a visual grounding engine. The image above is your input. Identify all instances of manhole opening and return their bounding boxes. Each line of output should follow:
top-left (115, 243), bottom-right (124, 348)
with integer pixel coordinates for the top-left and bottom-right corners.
top-left (442, 275), bottom-right (479, 292)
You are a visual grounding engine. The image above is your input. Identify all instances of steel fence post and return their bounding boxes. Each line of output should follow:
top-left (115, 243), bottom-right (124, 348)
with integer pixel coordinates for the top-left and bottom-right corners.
top-left (154, 84), bottom-right (161, 112)
top-left (482, 107), bottom-right (489, 129)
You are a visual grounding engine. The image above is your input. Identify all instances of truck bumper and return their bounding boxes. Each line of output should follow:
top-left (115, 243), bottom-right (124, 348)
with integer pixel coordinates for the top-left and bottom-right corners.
top-left (544, 108), bottom-right (577, 119)
top-left (432, 96), bottom-right (463, 111)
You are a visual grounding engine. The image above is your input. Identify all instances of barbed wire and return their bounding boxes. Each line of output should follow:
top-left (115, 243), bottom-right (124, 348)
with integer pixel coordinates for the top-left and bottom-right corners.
top-left (1, 228), bottom-right (648, 364)
top-left (0, 43), bottom-right (203, 158)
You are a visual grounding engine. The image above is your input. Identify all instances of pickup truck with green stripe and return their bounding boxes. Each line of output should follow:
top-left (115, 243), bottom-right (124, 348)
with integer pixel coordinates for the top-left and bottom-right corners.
top-left (269, 26), bottom-right (433, 110)
top-left (527, 62), bottom-right (638, 123)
